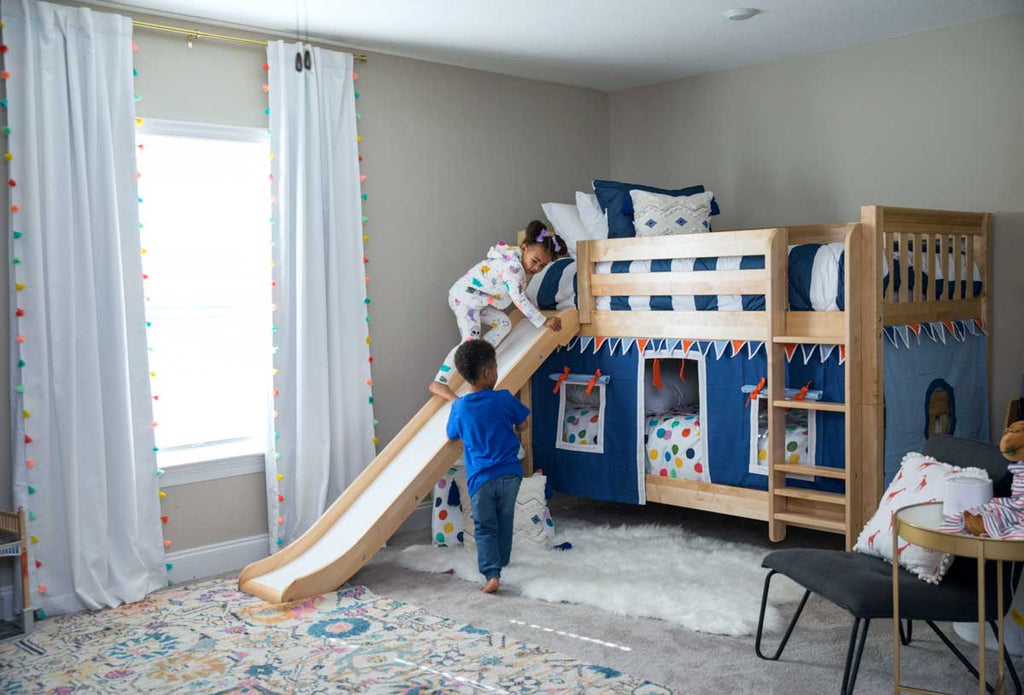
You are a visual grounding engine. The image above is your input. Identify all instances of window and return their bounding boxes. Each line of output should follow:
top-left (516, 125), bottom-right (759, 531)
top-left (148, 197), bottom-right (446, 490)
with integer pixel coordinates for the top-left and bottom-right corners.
top-left (749, 395), bottom-right (817, 479)
top-left (555, 376), bottom-right (607, 453)
top-left (137, 121), bottom-right (272, 466)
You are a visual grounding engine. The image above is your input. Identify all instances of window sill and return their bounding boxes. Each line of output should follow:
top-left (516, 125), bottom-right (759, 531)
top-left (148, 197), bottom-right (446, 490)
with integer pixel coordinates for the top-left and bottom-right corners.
top-left (159, 445), bottom-right (266, 488)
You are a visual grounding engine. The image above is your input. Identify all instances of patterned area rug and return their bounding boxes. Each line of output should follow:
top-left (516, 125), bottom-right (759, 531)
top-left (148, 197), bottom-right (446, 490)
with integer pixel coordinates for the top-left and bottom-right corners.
top-left (0, 577), bottom-right (671, 694)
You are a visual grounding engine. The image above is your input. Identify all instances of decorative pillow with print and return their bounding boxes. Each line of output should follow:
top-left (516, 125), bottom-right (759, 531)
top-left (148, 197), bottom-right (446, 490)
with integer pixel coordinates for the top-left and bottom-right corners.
top-left (461, 472), bottom-right (556, 548)
top-left (854, 452), bottom-right (990, 584)
top-left (630, 190), bottom-right (716, 237)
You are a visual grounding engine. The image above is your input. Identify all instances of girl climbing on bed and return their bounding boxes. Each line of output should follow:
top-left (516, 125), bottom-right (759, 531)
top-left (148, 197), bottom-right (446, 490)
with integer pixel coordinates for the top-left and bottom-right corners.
top-left (429, 221), bottom-right (567, 402)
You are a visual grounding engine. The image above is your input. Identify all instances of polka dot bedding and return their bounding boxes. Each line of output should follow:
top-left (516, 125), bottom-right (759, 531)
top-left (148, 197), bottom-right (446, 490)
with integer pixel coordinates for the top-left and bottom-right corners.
top-left (561, 404), bottom-right (602, 447)
top-left (755, 409), bottom-right (811, 468)
top-left (644, 407), bottom-right (707, 482)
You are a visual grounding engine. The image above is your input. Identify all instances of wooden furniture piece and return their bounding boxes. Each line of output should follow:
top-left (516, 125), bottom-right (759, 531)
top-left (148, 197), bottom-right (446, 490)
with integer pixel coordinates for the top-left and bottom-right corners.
top-left (894, 503), bottom-right (1024, 695)
top-left (0, 507), bottom-right (32, 639)
top-left (523, 206), bottom-right (992, 548)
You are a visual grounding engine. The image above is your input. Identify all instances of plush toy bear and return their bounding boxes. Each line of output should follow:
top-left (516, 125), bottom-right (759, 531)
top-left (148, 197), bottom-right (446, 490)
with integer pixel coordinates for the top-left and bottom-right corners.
top-left (962, 420), bottom-right (1024, 536)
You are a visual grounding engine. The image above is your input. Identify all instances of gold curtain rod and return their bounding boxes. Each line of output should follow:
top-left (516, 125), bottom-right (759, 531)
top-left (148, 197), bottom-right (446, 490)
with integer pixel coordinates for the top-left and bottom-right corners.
top-left (132, 20), bottom-right (368, 61)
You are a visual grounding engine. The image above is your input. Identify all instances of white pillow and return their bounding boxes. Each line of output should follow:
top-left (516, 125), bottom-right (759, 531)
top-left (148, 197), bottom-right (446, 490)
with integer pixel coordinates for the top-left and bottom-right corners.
top-left (540, 202), bottom-right (589, 257)
top-left (854, 452), bottom-right (990, 584)
top-left (462, 473), bottom-right (555, 548)
top-left (575, 191), bottom-right (609, 241)
top-left (630, 190), bottom-right (715, 237)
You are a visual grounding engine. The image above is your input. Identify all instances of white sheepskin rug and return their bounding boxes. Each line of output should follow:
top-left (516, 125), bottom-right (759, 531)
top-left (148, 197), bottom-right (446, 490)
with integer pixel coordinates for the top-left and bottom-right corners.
top-left (396, 519), bottom-right (804, 637)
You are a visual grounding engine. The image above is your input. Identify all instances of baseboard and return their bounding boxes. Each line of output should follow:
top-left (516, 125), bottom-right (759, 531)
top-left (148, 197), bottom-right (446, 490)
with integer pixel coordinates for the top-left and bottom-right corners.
top-left (397, 501), bottom-right (433, 536)
top-left (166, 534), bottom-right (269, 584)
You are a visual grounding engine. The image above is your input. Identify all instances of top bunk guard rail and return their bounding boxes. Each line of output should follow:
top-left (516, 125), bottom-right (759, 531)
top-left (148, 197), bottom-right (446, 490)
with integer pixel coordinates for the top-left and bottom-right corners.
top-left (576, 227), bottom-right (782, 341)
top-left (863, 206), bottom-right (991, 327)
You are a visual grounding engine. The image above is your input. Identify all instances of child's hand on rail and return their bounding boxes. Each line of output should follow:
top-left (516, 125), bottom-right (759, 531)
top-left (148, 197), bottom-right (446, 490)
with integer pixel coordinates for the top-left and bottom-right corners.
top-left (544, 316), bottom-right (563, 332)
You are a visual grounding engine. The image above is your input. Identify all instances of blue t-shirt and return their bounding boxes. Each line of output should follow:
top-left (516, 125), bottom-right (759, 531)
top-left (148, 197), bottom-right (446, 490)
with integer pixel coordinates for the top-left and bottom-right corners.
top-left (446, 389), bottom-right (529, 497)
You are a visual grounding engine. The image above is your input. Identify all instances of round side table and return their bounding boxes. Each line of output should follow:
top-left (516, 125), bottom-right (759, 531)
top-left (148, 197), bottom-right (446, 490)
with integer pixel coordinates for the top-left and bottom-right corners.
top-left (893, 502), bottom-right (1024, 695)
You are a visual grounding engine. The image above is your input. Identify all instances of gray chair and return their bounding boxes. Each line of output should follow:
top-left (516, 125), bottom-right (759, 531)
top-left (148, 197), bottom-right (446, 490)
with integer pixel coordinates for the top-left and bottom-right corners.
top-left (755, 435), bottom-right (1021, 694)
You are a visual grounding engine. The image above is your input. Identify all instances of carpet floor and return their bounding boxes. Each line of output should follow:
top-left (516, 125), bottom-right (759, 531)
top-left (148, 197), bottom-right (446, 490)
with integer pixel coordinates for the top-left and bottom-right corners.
top-left (356, 494), bottom-right (1014, 694)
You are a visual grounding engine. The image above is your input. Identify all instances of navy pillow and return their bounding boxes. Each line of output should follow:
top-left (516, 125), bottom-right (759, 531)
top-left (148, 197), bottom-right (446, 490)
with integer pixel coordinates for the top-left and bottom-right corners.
top-left (593, 179), bottom-right (721, 239)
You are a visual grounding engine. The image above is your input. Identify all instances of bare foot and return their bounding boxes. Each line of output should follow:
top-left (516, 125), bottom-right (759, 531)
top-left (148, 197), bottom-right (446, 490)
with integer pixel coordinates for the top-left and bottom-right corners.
top-left (429, 382), bottom-right (457, 402)
top-left (482, 577), bottom-right (500, 593)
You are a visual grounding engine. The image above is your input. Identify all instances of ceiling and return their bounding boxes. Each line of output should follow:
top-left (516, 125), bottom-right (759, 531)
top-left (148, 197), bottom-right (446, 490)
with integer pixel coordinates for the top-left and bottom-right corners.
top-left (103, 0), bottom-right (1023, 91)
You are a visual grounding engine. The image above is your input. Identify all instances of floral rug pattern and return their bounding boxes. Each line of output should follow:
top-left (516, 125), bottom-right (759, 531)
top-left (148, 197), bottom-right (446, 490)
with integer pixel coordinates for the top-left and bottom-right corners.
top-left (0, 577), bottom-right (671, 694)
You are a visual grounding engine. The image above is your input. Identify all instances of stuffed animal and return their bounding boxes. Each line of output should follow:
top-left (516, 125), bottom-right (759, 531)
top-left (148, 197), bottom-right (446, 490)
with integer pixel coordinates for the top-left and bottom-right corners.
top-left (962, 421), bottom-right (1024, 536)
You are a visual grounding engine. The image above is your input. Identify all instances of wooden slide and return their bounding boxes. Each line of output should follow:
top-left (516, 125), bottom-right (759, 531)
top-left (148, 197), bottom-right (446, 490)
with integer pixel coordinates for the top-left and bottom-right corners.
top-left (238, 309), bottom-right (578, 604)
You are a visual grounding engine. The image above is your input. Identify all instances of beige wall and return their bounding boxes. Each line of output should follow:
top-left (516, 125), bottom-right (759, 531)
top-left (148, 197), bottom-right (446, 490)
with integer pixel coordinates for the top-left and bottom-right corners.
top-left (609, 14), bottom-right (1024, 437)
top-left (0, 7), bottom-right (610, 552)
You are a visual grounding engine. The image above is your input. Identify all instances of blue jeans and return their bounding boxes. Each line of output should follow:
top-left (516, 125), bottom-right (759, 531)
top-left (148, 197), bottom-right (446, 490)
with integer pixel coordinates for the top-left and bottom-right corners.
top-left (470, 474), bottom-right (522, 580)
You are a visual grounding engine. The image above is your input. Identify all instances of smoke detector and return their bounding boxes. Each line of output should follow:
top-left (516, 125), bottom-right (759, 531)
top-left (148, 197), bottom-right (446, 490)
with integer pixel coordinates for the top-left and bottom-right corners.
top-left (724, 8), bottom-right (762, 20)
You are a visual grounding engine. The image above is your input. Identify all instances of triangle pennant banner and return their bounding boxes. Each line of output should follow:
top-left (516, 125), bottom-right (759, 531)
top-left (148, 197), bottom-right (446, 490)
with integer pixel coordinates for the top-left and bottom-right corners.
top-left (800, 344), bottom-right (816, 365)
top-left (953, 321), bottom-right (966, 342)
top-left (608, 338), bottom-right (621, 355)
top-left (682, 339), bottom-right (696, 356)
top-left (783, 343), bottom-right (798, 362)
top-left (839, 345), bottom-right (847, 365)
top-left (942, 320), bottom-right (956, 339)
top-left (565, 336), bottom-right (579, 351)
top-left (619, 337), bottom-right (635, 355)
top-left (578, 336), bottom-right (594, 353)
top-left (712, 340), bottom-right (729, 360)
top-left (700, 341), bottom-right (713, 356)
top-left (730, 340), bottom-right (746, 358)
top-left (593, 336), bottom-right (607, 354)
top-left (883, 327), bottom-right (897, 348)
top-left (819, 344), bottom-right (837, 363)
top-left (972, 317), bottom-right (987, 335)
top-left (908, 323), bottom-right (922, 345)
top-left (747, 341), bottom-right (764, 359)
top-left (636, 338), bottom-right (650, 353)
top-left (896, 325), bottom-right (910, 350)
top-left (668, 339), bottom-right (682, 352)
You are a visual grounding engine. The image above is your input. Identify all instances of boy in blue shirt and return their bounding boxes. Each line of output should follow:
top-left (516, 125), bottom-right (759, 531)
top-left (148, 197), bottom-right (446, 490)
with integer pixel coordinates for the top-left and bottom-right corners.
top-left (445, 339), bottom-right (529, 593)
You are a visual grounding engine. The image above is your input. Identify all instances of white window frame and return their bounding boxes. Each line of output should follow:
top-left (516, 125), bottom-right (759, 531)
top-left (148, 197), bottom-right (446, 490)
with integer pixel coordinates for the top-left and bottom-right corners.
top-left (636, 349), bottom-right (709, 499)
top-left (555, 379), bottom-right (607, 455)
top-left (138, 119), bottom-right (271, 485)
top-left (748, 396), bottom-right (817, 480)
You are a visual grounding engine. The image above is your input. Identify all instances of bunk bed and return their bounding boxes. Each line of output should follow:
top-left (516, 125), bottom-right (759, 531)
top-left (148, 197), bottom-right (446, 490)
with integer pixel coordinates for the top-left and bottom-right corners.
top-left (518, 206), bottom-right (992, 549)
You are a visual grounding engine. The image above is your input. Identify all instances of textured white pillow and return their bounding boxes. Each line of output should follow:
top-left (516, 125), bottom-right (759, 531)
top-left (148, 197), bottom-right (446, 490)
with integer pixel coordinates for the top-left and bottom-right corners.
top-left (854, 452), bottom-right (990, 584)
top-left (575, 191), bottom-right (609, 241)
top-left (630, 190), bottom-right (715, 237)
top-left (540, 202), bottom-right (589, 257)
top-left (462, 473), bottom-right (555, 548)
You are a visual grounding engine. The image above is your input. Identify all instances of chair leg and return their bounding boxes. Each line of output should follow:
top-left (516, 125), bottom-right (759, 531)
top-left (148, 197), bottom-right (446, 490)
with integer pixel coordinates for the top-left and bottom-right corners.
top-left (899, 619), bottom-right (913, 646)
top-left (926, 621), bottom-right (996, 695)
top-left (840, 618), bottom-right (871, 695)
top-left (987, 619), bottom-right (1022, 695)
top-left (755, 570), bottom-right (812, 661)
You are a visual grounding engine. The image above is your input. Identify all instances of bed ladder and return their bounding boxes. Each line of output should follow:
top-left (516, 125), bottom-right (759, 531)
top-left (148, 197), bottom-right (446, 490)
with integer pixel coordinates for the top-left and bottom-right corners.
top-left (765, 225), bottom-right (862, 550)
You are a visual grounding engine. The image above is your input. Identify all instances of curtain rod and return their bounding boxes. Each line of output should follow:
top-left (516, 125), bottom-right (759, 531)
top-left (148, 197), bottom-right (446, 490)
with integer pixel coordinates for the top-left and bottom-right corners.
top-left (132, 20), bottom-right (368, 61)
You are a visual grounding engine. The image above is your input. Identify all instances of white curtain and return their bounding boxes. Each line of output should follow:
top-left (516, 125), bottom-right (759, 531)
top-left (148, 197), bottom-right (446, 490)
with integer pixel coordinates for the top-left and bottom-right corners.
top-left (266, 42), bottom-right (375, 550)
top-left (4, 0), bottom-right (164, 615)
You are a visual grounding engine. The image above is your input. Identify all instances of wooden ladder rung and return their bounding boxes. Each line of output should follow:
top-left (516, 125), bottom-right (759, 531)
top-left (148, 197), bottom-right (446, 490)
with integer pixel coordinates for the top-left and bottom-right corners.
top-left (772, 335), bottom-right (846, 345)
top-left (773, 399), bottom-right (847, 412)
top-left (774, 487), bottom-right (847, 505)
top-left (774, 511), bottom-right (846, 534)
top-left (774, 462), bottom-right (847, 480)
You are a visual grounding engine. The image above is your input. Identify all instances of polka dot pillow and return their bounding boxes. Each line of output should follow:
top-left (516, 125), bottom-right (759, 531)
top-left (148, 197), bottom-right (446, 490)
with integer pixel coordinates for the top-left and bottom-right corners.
top-left (431, 464), bottom-right (465, 547)
top-left (854, 452), bottom-right (990, 584)
top-left (462, 472), bottom-right (556, 548)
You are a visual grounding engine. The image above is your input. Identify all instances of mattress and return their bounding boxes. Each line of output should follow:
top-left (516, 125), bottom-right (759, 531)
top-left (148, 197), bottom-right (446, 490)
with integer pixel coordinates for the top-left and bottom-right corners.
top-left (529, 243), bottom-right (983, 314)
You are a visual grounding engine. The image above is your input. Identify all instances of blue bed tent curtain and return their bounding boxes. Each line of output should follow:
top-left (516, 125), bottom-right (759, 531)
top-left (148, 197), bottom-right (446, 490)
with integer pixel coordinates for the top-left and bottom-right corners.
top-left (530, 339), bottom-right (849, 503)
top-left (883, 321), bottom-right (989, 485)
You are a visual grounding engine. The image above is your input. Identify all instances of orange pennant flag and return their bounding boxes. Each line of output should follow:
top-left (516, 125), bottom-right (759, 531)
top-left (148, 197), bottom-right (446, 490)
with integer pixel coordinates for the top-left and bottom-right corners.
top-left (636, 338), bottom-right (649, 353)
top-left (593, 336), bottom-right (606, 353)
top-left (682, 340), bottom-right (695, 355)
top-left (783, 343), bottom-right (798, 362)
top-left (731, 340), bottom-right (746, 357)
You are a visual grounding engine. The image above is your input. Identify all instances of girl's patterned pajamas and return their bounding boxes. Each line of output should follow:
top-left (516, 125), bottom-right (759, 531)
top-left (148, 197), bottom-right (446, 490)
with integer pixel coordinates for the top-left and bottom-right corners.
top-left (434, 243), bottom-right (547, 385)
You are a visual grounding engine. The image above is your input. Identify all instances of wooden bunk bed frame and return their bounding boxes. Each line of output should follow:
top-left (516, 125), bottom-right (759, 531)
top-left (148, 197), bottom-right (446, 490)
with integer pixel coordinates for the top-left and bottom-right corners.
top-left (520, 206), bottom-right (991, 549)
